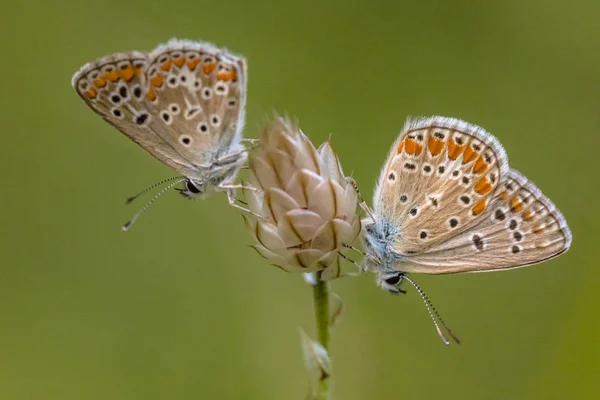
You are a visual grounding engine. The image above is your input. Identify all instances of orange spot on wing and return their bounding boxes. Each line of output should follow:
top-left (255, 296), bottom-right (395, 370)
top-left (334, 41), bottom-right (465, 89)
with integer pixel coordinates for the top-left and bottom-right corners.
top-left (427, 137), bottom-right (445, 156)
top-left (532, 223), bottom-right (545, 234)
top-left (522, 209), bottom-right (534, 221)
top-left (173, 57), bottom-right (185, 68)
top-left (146, 87), bottom-right (157, 102)
top-left (150, 74), bottom-right (163, 88)
top-left (474, 178), bottom-right (492, 195)
top-left (160, 59), bottom-right (172, 71)
top-left (202, 62), bottom-right (216, 74)
top-left (510, 197), bottom-right (523, 213)
top-left (447, 139), bottom-right (466, 160)
top-left (231, 69), bottom-right (238, 81)
top-left (498, 190), bottom-right (508, 200)
top-left (462, 145), bottom-right (478, 164)
top-left (84, 88), bottom-right (97, 99)
top-left (93, 77), bottom-right (106, 88)
top-left (472, 156), bottom-right (488, 174)
top-left (187, 58), bottom-right (200, 70)
top-left (397, 139), bottom-right (405, 154)
top-left (134, 67), bottom-right (143, 77)
top-left (217, 71), bottom-right (234, 81)
top-left (120, 66), bottom-right (135, 82)
top-left (404, 138), bottom-right (423, 155)
top-left (104, 70), bottom-right (119, 82)
top-left (472, 199), bottom-right (487, 216)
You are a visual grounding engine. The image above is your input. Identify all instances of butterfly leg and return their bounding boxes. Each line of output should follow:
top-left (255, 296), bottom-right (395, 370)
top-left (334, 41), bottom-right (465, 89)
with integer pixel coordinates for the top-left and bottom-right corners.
top-left (345, 177), bottom-right (377, 222)
top-left (219, 178), bottom-right (265, 219)
top-left (343, 244), bottom-right (366, 256)
top-left (214, 143), bottom-right (260, 167)
top-left (338, 252), bottom-right (364, 276)
top-left (219, 183), bottom-right (261, 193)
top-left (342, 244), bottom-right (371, 272)
top-left (223, 187), bottom-right (266, 219)
top-left (241, 138), bottom-right (260, 145)
top-left (346, 240), bottom-right (382, 272)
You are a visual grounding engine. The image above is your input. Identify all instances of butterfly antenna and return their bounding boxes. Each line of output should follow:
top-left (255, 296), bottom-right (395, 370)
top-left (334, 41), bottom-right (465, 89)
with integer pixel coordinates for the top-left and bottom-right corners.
top-left (122, 178), bottom-right (187, 231)
top-left (345, 177), bottom-right (377, 222)
top-left (402, 275), bottom-right (460, 345)
top-left (125, 176), bottom-right (184, 204)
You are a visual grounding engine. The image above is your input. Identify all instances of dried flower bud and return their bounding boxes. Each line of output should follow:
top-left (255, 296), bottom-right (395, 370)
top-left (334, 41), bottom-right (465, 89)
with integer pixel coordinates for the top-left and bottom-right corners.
top-left (244, 117), bottom-right (361, 280)
top-left (299, 327), bottom-right (331, 396)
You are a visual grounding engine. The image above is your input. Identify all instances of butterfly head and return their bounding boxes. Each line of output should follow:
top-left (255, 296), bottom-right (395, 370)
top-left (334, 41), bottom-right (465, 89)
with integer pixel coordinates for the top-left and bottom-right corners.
top-left (361, 216), bottom-right (408, 293)
top-left (177, 178), bottom-right (209, 200)
top-left (377, 272), bottom-right (407, 294)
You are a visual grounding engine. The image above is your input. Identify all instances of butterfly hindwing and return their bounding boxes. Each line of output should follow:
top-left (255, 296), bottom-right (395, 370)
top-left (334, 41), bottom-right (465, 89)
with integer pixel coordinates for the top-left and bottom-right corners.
top-left (395, 168), bottom-right (572, 274)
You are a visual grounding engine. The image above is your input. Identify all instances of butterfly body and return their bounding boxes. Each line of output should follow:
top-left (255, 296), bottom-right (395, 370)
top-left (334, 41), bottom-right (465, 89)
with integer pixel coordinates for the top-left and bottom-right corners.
top-left (179, 148), bottom-right (247, 199)
top-left (72, 39), bottom-right (248, 201)
top-left (363, 116), bottom-right (572, 293)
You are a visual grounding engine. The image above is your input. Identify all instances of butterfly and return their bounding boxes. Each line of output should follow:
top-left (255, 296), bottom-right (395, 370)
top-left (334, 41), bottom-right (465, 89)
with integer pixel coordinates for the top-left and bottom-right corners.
top-left (71, 39), bottom-right (257, 229)
top-left (359, 116), bottom-right (572, 344)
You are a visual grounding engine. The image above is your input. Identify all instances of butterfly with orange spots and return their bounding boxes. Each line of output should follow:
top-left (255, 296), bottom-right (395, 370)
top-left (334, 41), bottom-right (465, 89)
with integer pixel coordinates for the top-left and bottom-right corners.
top-left (72, 39), bottom-right (258, 229)
top-left (359, 116), bottom-right (572, 344)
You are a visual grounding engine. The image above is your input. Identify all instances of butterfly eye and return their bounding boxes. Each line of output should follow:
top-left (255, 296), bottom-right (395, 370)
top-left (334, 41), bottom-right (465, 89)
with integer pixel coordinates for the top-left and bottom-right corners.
top-left (384, 274), bottom-right (402, 286)
top-left (186, 180), bottom-right (202, 194)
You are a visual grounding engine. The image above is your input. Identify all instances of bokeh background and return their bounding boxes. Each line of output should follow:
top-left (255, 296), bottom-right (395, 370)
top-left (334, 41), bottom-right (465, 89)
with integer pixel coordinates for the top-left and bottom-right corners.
top-left (1, 1), bottom-right (599, 399)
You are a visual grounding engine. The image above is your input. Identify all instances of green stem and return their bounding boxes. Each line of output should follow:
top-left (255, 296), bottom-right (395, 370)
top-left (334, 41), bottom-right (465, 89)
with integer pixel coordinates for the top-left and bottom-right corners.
top-left (313, 273), bottom-right (331, 400)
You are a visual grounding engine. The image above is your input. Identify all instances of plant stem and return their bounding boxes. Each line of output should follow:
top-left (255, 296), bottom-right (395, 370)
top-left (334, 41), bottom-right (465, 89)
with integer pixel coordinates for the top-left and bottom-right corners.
top-left (313, 273), bottom-right (331, 400)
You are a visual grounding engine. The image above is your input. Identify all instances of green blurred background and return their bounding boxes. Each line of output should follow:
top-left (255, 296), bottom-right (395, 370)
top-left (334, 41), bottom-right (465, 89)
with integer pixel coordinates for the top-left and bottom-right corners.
top-left (1, 0), bottom-right (599, 399)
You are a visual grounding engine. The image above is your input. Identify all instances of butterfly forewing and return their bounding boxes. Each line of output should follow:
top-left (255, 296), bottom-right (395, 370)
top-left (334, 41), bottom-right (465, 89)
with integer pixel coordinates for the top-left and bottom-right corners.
top-left (72, 51), bottom-right (195, 174)
top-left (71, 39), bottom-right (247, 180)
top-left (395, 169), bottom-right (572, 274)
top-left (375, 117), bottom-right (509, 256)
top-left (146, 41), bottom-right (246, 166)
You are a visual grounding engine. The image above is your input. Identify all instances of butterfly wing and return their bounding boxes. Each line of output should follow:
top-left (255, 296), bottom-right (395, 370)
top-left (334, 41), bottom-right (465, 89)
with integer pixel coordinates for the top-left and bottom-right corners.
top-left (72, 50), bottom-right (197, 175)
top-left (374, 116), bottom-right (509, 255)
top-left (71, 39), bottom-right (247, 180)
top-left (395, 168), bottom-right (572, 274)
top-left (145, 39), bottom-right (247, 166)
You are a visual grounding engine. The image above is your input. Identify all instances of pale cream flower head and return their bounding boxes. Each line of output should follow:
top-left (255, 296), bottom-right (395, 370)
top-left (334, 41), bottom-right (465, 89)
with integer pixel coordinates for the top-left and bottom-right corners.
top-left (244, 116), bottom-right (361, 280)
